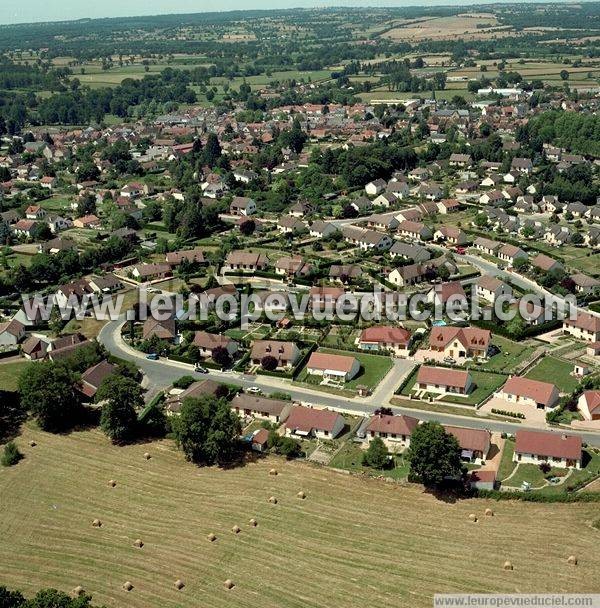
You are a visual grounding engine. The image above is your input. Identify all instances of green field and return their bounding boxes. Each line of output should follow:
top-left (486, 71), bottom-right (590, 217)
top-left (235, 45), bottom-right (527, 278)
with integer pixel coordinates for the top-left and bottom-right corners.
top-left (329, 441), bottom-right (410, 479)
top-left (525, 356), bottom-right (580, 394)
top-left (0, 360), bottom-right (32, 392)
top-left (2, 426), bottom-right (600, 608)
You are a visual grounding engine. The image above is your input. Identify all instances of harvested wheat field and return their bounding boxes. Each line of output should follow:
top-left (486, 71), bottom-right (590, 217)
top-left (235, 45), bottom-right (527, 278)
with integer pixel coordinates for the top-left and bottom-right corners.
top-left (1, 426), bottom-right (599, 608)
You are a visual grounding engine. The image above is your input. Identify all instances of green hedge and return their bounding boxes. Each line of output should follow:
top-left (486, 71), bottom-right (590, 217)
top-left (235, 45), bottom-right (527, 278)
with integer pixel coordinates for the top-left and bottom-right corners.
top-left (474, 489), bottom-right (600, 503)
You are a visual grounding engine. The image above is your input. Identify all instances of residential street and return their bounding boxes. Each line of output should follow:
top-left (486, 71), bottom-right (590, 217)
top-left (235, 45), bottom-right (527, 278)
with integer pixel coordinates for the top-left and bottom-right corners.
top-left (98, 319), bottom-right (600, 446)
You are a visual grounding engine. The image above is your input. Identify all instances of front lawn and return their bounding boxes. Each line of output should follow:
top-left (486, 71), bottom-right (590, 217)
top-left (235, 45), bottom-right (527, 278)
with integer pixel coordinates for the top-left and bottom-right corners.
top-left (540, 449), bottom-right (600, 495)
top-left (497, 437), bottom-right (516, 481)
top-left (506, 463), bottom-right (567, 489)
top-left (441, 370), bottom-right (507, 406)
top-left (525, 356), bottom-right (579, 394)
top-left (304, 347), bottom-right (393, 391)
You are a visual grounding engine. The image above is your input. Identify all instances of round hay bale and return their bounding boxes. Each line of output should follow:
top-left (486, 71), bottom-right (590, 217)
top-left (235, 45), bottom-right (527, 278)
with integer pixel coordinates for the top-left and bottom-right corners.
top-left (123, 581), bottom-right (134, 591)
top-left (269, 468), bottom-right (278, 476)
top-left (503, 561), bottom-right (513, 571)
top-left (143, 452), bottom-right (151, 460)
top-left (174, 579), bottom-right (185, 590)
top-left (468, 513), bottom-right (478, 522)
top-left (92, 519), bottom-right (102, 528)
top-left (207, 533), bottom-right (217, 542)
top-left (249, 518), bottom-right (258, 527)
top-left (232, 525), bottom-right (241, 534)
top-left (224, 579), bottom-right (235, 590)
top-left (133, 538), bottom-right (144, 548)
top-left (108, 479), bottom-right (117, 487)
top-left (268, 496), bottom-right (278, 504)
top-left (297, 491), bottom-right (306, 500)
top-left (29, 440), bottom-right (36, 447)
top-left (567, 555), bottom-right (578, 565)
top-left (71, 586), bottom-right (85, 597)
top-left (485, 508), bottom-right (494, 517)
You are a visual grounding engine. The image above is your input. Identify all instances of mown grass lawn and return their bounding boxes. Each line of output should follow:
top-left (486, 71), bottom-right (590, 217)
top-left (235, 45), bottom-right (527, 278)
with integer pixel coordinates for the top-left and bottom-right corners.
top-left (539, 449), bottom-right (600, 496)
top-left (440, 371), bottom-right (507, 406)
top-left (329, 441), bottom-right (410, 480)
top-left (483, 335), bottom-right (536, 373)
top-left (506, 463), bottom-right (567, 489)
top-left (525, 356), bottom-right (579, 394)
top-left (0, 360), bottom-right (32, 392)
top-left (314, 348), bottom-right (393, 391)
top-left (497, 438), bottom-right (516, 481)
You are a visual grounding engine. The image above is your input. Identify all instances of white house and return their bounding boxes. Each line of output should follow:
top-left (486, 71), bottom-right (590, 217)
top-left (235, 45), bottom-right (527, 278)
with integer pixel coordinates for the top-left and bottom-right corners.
top-left (513, 430), bottom-right (582, 469)
top-left (285, 405), bottom-right (345, 440)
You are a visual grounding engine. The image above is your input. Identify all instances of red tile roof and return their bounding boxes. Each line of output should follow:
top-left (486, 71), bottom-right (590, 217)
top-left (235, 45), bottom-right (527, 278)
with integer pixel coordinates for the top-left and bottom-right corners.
top-left (429, 326), bottom-right (490, 351)
top-left (366, 414), bottom-right (419, 436)
top-left (285, 406), bottom-right (343, 433)
top-left (359, 326), bottom-right (411, 346)
top-left (515, 430), bottom-right (582, 461)
top-left (417, 366), bottom-right (470, 389)
top-left (501, 376), bottom-right (557, 407)
top-left (307, 352), bottom-right (357, 373)
top-left (444, 425), bottom-right (491, 454)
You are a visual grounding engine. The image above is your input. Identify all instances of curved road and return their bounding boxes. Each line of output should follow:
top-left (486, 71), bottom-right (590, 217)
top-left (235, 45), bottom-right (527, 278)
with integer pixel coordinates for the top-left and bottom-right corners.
top-left (98, 318), bottom-right (600, 446)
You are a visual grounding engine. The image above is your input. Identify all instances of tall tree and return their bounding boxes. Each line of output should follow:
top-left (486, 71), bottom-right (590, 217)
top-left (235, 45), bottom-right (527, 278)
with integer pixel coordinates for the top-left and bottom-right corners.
top-left (18, 362), bottom-right (79, 432)
top-left (173, 395), bottom-right (240, 465)
top-left (406, 421), bottom-right (462, 486)
top-left (96, 374), bottom-right (143, 443)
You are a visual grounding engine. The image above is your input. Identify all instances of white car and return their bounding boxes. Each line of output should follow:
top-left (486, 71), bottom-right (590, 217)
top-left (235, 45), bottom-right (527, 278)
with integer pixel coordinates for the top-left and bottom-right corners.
top-left (246, 386), bottom-right (261, 394)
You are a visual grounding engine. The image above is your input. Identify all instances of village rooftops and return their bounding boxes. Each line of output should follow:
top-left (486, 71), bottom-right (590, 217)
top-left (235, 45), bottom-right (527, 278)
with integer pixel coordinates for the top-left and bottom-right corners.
top-left (515, 430), bottom-right (582, 461)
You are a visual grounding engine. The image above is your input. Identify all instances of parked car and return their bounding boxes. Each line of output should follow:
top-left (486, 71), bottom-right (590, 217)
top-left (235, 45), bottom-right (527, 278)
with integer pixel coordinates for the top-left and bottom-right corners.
top-left (443, 356), bottom-right (456, 365)
top-left (246, 386), bottom-right (261, 394)
top-left (455, 246), bottom-right (466, 255)
top-left (146, 353), bottom-right (159, 360)
top-left (194, 364), bottom-right (208, 373)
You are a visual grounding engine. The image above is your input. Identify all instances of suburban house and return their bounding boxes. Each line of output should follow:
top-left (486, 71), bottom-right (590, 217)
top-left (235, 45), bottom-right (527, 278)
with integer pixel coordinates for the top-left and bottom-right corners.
top-left (88, 274), bottom-right (122, 294)
top-left (275, 255), bottom-right (312, 278)
top-left (577, 391), bottom-right (600, 421)
top-left (78, 360), bottom-right (117, 400)
top-left (73, 214), bottom-right (102, 229)
top-left (513, 430), bottom-right (582, 469)
top-left (475, 275), bottom-right (512, 304)
top-left (192, 331), bottom-right (238, 359)
top-left (434, 226), bottom-right (468, 246)
top-left (531, 253), bottom-right (563, 274)
top-left (428, 326), bottom-right (491, 360)
top-left (229, 196), bottom-right (257, 216)
top-left (449, 153), bottom-right (472, 168)
top-left (397, 220), bottom-right (433, 242)
top-left (21, 335), bottom-right (50, 360)
top-left (365, 414), bottom-right (419, 450)
top-left (474, 237), bottom-right (501, 256)
top-left (329, 264), bottom-right (362, 283)
top-left (309, 220), bottom-right (337, 238)
top-left (416, 366), bottom-right (473, 396)
top-left (444, 425), bottom-right (491, 464)
top-left (563, 311), bottom-right (600, 342)
top-left (365, 179), bottom-right (386, 196)
top-left (0, 318), bottom-right (25, 346)
top-left (368, 213), bottom-right (399, 232)
top-left (142, 318), bottom-right (177, 342)
top-left (341, 226), bottom-right (392, 251)
top-left (165, 248), bottom-right (205, 267)
top-left (250, 340), bottom-right (300, 369)
top-left (165, 379), bottom-right (226, 415)
top-left (230, 394), bottom-right (291, 423)
top-left (570, 273), bottom-right (600, 295)
top-left (498, 243), bottom-right (527, 265)
top-left (388, 263), bottom-right (429, 287)
top-left (357, 326), bottom-right (411, 356)
top-left (131, 263), bottom-right (171, 281)
top-left (278, 215), bottom-right (306, 234)
top-left (497, 376), bottom-right (559, 410)
top-left (389, 242), bottom-right (431, 263)
top-left (306, 351), bottom-right (360, 383)
top-left (285, 405), bottom-right (345, 439)
top-left (224, 251), bottom-right (269, 273)
top-left (427, 281), bottom-right (468, 310)
top-left (479, 190), bottom-right (505, 206)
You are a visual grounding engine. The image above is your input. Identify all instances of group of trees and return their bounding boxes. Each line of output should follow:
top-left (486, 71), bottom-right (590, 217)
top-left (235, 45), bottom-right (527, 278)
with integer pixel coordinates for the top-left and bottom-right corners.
top-left (0, 586), bottom-right (105, 608)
